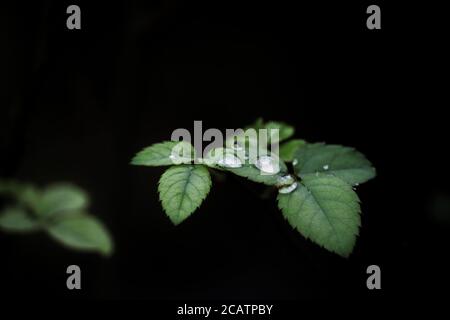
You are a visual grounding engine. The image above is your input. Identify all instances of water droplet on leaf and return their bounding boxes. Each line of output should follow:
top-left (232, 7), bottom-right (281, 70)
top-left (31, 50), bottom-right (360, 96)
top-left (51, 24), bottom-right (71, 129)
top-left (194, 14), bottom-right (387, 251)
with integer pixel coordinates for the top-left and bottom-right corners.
top-left (217, 154), bottom-right (243, 168)
top-left (279, 182), bottom-right (298, 194)
top-left (255, 155), bottom-right (279, 174)
top-left (276, 174), bottom-right (295, 187)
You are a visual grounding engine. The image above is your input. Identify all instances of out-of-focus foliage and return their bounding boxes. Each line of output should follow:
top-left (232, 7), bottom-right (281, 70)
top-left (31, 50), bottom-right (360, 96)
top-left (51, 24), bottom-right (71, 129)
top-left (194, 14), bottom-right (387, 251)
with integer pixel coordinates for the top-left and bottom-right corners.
top-left (0, 181), bottom-right (113, 256)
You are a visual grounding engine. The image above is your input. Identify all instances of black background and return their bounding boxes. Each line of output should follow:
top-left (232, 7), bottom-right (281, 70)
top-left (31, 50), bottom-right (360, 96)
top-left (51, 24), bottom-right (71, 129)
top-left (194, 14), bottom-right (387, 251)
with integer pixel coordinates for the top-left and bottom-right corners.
top-left (0, 0), bottom-right (448, 304)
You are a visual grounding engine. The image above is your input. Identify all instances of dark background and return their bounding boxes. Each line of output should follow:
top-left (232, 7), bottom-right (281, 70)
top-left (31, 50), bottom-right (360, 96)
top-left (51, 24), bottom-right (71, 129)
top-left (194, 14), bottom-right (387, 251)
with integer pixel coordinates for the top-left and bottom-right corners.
top-left (0, 0), bottom-right (448, 302)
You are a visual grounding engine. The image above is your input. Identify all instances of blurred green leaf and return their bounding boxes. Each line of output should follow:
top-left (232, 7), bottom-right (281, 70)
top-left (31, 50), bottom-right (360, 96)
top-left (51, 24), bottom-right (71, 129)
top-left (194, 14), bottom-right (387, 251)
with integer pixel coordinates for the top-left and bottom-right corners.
top-left (47, 215), bottom-right (113, 256)
top-left (1, 180), bottom-right (114, 256)
top-left (37, 184), bottom-right (89, 218)
top-left (0, 180), bottom-right (41, 211)
top-left (0, 207), bottom-right (39, 232)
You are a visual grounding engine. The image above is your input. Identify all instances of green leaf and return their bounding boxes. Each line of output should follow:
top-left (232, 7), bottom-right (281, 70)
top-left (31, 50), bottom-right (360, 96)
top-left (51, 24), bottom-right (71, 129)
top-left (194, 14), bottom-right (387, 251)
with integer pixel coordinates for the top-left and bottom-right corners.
top-left (0, 180), bottom-right (22, 194)
top-left (264, 121), bottom-right (295, 142)
top-left (37, 184), bottom-right (89, 217)
top-left (277, 173), bottom-right (361, 257)
top-left (131, 141), bottom-right (195, 166)
top-left (158, 165), bottom-right (211, 225)
top-left (47, 215), bottom-right (113, 256)
top-left (0, 207), bottom-right (39, 232)
top-left (279, 139), bottom-right (306, 162)
top-left (293, 143), bottom-right (376, 186)
top-left (245, 119), bottom-right (295, 143)
top-left (0, 180), bottom-right (41, 211)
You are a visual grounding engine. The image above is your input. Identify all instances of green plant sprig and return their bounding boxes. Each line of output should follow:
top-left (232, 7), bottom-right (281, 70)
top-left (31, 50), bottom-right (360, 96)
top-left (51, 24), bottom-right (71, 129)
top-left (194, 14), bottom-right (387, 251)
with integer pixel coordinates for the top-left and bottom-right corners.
top-left (131, 119), bottom-right (376, 257)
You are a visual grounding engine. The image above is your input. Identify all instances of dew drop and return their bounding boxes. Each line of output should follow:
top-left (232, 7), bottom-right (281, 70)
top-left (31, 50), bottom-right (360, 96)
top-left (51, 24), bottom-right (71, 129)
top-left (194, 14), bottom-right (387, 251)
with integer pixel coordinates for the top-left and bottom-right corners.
top-left (217, 154), bottom-right (243, 168)
top-left (279, 182), bottom-right (298, 194)
top-left (255, 155), bottom-right (279, 174)
top-left (276, 174), bottom-right (295, 187)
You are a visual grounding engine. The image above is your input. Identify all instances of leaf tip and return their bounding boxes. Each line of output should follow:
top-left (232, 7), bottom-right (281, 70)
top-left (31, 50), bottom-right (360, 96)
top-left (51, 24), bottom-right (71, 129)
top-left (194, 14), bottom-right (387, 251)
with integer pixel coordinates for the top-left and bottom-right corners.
top-left (99, 244), bottom-right (114, 257)
top-left (130, 154), bottom-right (144, 166)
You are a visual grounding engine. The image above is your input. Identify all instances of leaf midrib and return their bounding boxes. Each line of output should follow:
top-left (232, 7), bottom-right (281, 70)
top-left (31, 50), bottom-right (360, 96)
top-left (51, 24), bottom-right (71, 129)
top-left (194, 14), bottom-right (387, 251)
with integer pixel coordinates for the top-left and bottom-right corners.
top-left (176, 166), bottom-right (194, 221)
top-left (305, 181), bottom-right (345, 254)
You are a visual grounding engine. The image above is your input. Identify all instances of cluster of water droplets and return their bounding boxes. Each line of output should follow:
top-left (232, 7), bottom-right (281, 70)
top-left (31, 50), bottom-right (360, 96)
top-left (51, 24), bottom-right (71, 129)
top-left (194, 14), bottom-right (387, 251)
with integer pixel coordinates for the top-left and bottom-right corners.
top-left (279, 182), bottom-right (298, 194)
top-left (276, 174), bottom-right (298, 194)
top-left (276, 174), bottom-right (295, 186)
top-left (205, 137), bottom-right (302, 195)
